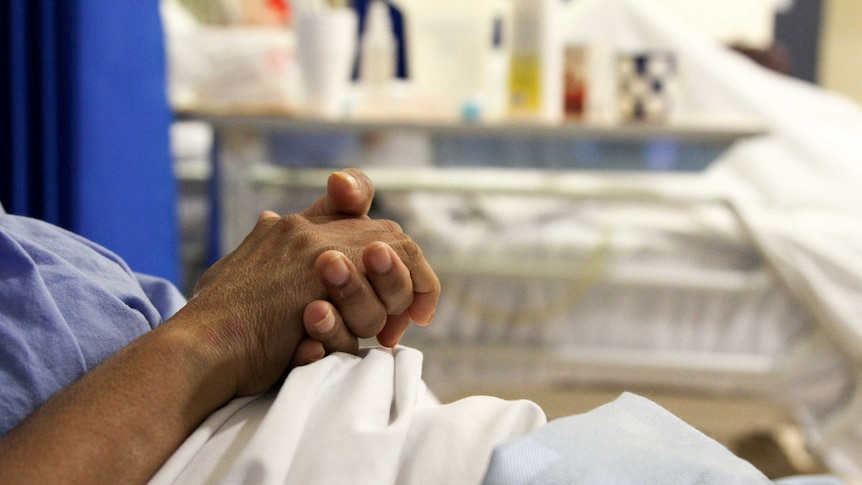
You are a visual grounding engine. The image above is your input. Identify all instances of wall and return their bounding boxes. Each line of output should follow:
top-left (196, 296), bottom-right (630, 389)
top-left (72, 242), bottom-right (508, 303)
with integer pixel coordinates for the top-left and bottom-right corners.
top-left (774, 0), bottom-right (822, 83)
top-left (653, 0), bottom-right (775, 48)
top-left (820, 0), bottom-right (862, 105)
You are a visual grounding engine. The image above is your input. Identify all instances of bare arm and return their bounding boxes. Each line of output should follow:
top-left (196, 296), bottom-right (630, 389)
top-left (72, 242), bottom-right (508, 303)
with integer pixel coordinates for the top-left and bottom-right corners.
top-left (0, 312), bottom-right (235, 484)
top-left (0, 169), bottom-right (440, 484)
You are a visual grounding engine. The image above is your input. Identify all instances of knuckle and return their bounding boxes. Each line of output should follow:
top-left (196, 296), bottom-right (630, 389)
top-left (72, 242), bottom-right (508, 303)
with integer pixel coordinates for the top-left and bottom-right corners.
top-left (392, 237), bottom-right (422, 270)
top-left (334, 278), bottom-right (368, 307)
top-left (275, 214), bottom-right (306, 233)
top-left (277, 216), bottom-right (328, 255)
top-left (386, 294), bottom-right (413, 315)
top-left (346, 306), bottom-right (387, 338)
top-left (377, 219), bottom-right (403, 233)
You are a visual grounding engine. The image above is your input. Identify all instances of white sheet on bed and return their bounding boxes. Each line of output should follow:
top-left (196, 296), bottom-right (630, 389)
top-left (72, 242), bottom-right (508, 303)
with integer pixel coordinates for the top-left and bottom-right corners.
top-left (483, 392), bottom-right (771, 485)
top-left (148, 347), bottom-right (546, 485)
top-left (148, 347), bottom-right (811, 484)
top-left (564, 0), bottom-right (862, 475)
top-left (564, 0), bottom-right (862, 356)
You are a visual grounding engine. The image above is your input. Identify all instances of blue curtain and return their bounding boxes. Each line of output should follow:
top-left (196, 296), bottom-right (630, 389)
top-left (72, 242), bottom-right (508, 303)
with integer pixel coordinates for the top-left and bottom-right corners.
top-left (1, 1), bottom-right (179, 284)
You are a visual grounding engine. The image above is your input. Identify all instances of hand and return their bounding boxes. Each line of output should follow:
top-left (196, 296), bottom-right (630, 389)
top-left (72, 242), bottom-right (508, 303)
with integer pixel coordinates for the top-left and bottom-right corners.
top-left (0, 169), bottom-right (440, 485)
top-left (287, 169), bottom-right (440, 364)
top-left (304, 168), bottom-right (439, 330)
top-left (183, 169), bottom-right (439, 397)
top-left (291, 242), bottom-right (426, 366)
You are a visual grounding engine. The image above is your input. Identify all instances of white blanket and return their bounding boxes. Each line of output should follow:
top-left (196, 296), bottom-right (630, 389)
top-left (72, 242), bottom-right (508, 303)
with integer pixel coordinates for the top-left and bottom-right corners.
top-left (148, 347), bottom-right (822, 484)
top-left (149, 347), bottom-right (546, 485)
top-left (483, 392), bottom-right (771, 485)
top-left (564, 0), bottom-right (862, 475)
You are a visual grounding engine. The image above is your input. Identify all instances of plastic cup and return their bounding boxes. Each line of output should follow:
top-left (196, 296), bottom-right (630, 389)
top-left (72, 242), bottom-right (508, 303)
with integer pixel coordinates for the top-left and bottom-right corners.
top-left (295, 8), bottom-right (358, 118)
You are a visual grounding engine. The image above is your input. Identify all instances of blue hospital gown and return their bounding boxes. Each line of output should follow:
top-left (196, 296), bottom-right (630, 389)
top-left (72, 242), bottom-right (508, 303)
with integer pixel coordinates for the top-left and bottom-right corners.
top-left (0, 204), bottom-right (185, 436)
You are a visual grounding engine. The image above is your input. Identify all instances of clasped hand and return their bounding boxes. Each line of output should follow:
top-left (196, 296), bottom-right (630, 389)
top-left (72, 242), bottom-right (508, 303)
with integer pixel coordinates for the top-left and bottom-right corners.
top-left (178, 169), bottom-right (441, 397)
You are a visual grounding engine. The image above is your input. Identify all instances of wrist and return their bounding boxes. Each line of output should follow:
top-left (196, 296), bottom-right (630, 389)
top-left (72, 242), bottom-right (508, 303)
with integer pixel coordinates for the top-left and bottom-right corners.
top-left (155, 307), bottom-right (240, 414)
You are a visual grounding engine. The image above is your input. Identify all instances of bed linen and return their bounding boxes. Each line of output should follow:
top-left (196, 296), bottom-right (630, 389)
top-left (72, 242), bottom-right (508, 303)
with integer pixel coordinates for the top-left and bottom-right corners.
top-left (560, 0), bottom-right (862, 475)
top-left (483, 392), bottom-right (771, 485)
top-left (150, 346), bottom-right (802, 485)
top-left (149, 346), bottom-right (546, 485)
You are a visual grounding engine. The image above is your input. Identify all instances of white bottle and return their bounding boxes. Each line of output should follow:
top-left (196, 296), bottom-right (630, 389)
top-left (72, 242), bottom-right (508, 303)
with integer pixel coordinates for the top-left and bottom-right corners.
top-left (360, 0), bottom-right (397, 93)
top-left (482, 13), bottom-right (510, 121)
top-left (507, 0), bottom-right (563, 122)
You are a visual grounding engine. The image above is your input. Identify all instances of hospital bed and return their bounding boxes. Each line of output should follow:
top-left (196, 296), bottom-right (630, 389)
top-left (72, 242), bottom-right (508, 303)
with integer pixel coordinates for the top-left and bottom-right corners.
top-left (168, 92), bottom-right (862, 477)
top-left (251, 163), bottom-right (810, 397)
top-left (169, 0), bottom-right (862, 475)
top-left (234, 161), bottom-right (855, 478)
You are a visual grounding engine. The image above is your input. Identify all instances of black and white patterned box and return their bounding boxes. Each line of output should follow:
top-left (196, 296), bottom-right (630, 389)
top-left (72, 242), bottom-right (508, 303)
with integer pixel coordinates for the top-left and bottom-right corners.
top-left (617, 51), bottom-right (679, 123)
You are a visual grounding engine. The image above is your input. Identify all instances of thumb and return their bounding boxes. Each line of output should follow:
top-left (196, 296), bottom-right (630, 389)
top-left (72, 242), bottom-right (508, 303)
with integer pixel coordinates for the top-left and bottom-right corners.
top-left (303, 169), bottom-right (375, 218)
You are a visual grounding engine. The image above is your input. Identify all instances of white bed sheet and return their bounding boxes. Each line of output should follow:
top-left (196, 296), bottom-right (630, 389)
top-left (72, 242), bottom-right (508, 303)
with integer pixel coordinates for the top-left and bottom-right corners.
top-left (149, 347), bottom-right (823, 484)
top-left (559, 0), bottom-right (862, 475)
top-left (149, 347), bottom-right (546, 485)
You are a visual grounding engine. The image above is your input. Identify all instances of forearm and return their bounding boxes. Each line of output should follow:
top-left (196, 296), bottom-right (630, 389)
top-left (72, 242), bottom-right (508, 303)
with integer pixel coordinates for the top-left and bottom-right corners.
top-left (0, 316), bottom-right (233, 484)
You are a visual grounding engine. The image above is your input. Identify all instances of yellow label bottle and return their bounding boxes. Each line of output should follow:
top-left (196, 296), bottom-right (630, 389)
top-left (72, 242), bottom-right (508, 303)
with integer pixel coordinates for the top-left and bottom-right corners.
top-left (507, 0), bottom-right (562, 122)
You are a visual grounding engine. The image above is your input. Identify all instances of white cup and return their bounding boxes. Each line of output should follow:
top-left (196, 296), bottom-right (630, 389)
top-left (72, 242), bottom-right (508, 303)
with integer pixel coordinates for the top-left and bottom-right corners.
top-left (295, 8), bottom-right (358, 118)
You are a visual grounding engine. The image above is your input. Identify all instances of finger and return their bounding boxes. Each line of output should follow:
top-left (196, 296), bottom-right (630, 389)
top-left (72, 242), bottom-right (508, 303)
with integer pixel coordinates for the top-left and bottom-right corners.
top-left (363, 242), bottom-right (413, 315)
top-left (387, 240), bottom-right (441, 326)
top-left (259, 210), bottom-right (280, 221)
top-left (316, 250), bottom-right (388, 338)
top-left (303, 300), bottom-right (359, 355)
top-left (328, 168), bottom-right (375, 216)
top-left (377, 311), bottom-right (412, 348)
top-left (290, 338), bottom-right (326, 367)
top-left (303, 169), bottom-right (375, 218)
top-left (407, 256), bottom-right (441, 326)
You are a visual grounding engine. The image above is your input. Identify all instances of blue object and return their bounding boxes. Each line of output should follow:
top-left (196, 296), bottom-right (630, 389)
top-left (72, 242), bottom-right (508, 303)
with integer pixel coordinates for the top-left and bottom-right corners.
top-left (461, 99), bottom-right (484, 123)
top-left (483, 393), bottom-right (773, 485)
top-left (1, 1), bottom-right (179, 284)
top-left (0, 205), bottom-right (185, 437)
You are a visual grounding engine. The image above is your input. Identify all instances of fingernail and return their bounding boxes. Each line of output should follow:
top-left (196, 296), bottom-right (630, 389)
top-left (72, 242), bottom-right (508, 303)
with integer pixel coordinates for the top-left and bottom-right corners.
top-left (323, 254), bottom-right (350, 287)
top-left (335, 171), bottom-right (358, 190)
top-left (417, 311), bottom-right (435, 326)
top-left (312, 308), bottom-right (335, 334)
top-left (368, 244), bottom-right (392, 275)
top-left (310, 347), bottom-right (326, 362)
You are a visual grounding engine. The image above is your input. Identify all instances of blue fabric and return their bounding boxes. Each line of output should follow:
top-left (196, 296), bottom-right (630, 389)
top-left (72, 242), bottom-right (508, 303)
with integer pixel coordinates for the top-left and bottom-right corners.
top-left (1, 1), bottom-right (180, 285)
top-left (0, 211), bottom-right (186, 436)
top-left (482, 393), bottom-right (773, 485)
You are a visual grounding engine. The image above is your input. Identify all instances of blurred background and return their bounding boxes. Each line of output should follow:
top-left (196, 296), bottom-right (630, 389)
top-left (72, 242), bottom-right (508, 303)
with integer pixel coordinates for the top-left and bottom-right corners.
top-left (4, 1), bottom-right (862, 481)
top-left (5, 0), bottom-right (861, 287)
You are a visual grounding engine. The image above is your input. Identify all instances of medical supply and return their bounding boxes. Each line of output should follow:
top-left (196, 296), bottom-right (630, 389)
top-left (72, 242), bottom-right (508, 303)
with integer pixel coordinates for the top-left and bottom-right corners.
top-left (562, 42), bottom-right (615, 122)
top-left (482, 15), bottom-right (510, 121)
top-left (392, 0), bottom-right (492, 117)
top-left (563, 45), bottom-right (588, 119)
top-left (360, 0), bottom-right (396, 93)
top-left (507, 0), bottom-right (563, 122)
top-left (295, 7), bottom-right (358, 118)
top-left (616, 50), bottom-right (679, 123)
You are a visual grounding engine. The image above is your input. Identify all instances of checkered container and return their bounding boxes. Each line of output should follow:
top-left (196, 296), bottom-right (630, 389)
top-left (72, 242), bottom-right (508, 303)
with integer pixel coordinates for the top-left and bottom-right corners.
top-left (617, 51), bottom-right (679, 123)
